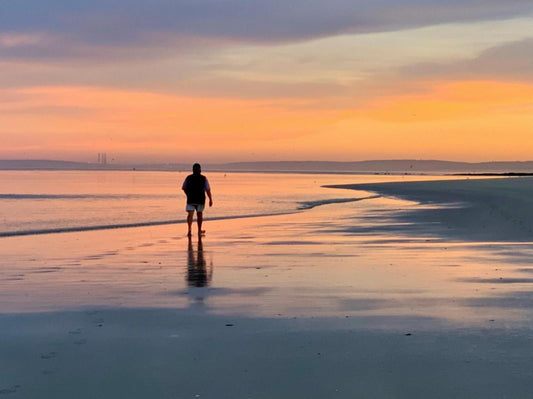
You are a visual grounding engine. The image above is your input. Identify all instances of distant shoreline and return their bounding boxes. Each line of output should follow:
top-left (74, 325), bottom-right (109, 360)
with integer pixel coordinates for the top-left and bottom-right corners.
top-left (452, 172), bottom-right (533, 176)
top-left (1, 159), bottom-right (533, 174)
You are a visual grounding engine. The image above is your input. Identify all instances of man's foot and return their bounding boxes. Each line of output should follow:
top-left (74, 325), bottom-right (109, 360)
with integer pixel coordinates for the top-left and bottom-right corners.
top-left (187, 231), bottom-right (192, 237)
top-left (199, 230), bottom-right (206, 236)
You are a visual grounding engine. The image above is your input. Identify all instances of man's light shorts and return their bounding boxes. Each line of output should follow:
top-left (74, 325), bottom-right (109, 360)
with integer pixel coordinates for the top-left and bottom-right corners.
top-left (186, 203), bottom-right (205, 213)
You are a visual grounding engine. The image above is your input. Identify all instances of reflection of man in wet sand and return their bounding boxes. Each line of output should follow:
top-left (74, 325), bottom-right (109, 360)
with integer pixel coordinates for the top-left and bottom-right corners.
top-left (182, 163), bottom-right (213, 238)
top-left (187, 237), bottom-right (212, 288)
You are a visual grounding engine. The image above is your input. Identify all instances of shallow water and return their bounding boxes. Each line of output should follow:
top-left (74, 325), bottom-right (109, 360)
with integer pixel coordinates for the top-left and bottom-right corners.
top-left (0, 170), bottom-right (454, 236)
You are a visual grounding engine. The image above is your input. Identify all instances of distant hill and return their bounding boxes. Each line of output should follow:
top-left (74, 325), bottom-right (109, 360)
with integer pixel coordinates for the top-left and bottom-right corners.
top-left (0, 160), bottom-right (99, 170)
top-left (214, 160), bottom-right (533, 174)
top-left (0, 159), bottom-right (190, 171)
top-left (1, 159), bottom-right (533, 174)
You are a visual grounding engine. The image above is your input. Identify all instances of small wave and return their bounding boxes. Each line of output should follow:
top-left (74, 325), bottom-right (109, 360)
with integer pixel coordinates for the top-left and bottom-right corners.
top-left (297, 195), bottom-right (380, 210)
top-left (0, 196), bottom-right (380, 238)
top-left (0, 211), bottom-right (296, 238)
top-left (0, 193), bottom-right (175, 200)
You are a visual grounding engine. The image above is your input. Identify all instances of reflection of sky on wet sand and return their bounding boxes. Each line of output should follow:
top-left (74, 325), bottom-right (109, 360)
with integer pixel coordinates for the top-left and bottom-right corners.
top-left (1, 193), bottom-right (532, 330)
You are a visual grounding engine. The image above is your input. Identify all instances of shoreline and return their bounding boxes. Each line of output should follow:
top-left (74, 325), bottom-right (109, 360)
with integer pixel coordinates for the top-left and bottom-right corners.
top-left (453, 172), bottom-right (533, 176)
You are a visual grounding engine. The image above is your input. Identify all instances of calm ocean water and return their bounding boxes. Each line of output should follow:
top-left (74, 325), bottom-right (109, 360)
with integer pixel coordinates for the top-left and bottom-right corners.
top-left (0, 170), bottom-right (446, 236)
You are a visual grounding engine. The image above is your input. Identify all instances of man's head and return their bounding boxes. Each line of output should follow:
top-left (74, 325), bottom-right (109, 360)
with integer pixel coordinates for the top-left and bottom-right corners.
top-left (192, 163), bottom-right (201, 174)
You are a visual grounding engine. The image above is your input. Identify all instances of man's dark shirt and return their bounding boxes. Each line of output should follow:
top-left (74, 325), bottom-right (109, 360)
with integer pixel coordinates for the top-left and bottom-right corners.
top-left (182, 173), bottom-right (208, 204)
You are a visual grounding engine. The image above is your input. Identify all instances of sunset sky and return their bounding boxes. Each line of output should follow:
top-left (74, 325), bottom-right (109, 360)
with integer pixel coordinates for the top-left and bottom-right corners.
top-left (1, 1), bottom-right (533, 163)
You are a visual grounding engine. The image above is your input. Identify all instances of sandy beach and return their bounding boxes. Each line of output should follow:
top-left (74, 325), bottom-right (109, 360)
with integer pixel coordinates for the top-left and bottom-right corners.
top-left (2, 176), bottom-right (533, 398)
top-left (328, 176), bottom-right (533, 242)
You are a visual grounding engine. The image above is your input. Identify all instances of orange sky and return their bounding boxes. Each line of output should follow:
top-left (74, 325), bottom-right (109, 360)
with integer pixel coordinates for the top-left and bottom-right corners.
top-left (1, 79), bottom-right (532, 162)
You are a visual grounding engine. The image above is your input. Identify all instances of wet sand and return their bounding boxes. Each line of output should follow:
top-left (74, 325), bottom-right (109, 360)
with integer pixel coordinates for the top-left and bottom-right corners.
top-left (1, 177), bottom-right (533, 398)
top-left (328, 176), bottom-right (533, 242)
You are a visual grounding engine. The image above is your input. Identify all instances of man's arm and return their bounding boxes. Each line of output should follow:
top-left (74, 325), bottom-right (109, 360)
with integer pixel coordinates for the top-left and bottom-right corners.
top-left (204, 178), bottom-right (213, 207)
top-left (206, 189), bottom-right (213, 207)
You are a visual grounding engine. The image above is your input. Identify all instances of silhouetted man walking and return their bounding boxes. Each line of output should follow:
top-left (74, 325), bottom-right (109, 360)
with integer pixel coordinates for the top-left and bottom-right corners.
top-left (182, 163), bottom-right (213, 237)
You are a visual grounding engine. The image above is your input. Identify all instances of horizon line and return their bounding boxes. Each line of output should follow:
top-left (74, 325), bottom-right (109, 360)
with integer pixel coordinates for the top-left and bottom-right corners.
top-left (2, 158), bottom-right (533, 165)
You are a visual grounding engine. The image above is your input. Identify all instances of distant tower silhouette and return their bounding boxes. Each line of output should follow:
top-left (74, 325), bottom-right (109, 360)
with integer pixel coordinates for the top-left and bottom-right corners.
top-left (97, 153), bottom-right (107, 165)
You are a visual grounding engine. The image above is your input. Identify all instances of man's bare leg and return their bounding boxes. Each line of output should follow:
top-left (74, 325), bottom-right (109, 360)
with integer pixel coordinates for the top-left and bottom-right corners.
top-left (187, 210), bottom-right (194, 237)
top-left (197, 212), bottom-right (205, 236)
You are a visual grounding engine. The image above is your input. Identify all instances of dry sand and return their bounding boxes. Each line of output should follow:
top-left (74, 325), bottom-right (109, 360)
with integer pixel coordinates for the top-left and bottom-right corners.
top-left (1, 177), bottom-right (533, 398)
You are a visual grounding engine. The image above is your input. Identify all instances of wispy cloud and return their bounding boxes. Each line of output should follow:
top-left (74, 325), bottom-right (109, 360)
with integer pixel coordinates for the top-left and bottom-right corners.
top-left (401, 38), bottom-right (533, 82)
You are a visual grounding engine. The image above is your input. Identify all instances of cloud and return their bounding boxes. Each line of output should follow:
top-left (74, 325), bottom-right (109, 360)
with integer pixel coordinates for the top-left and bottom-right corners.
top-left (401, 38), bottom-right (533, 82)
top-left (2, 1), bottom-right (533, 110)
top-left (2, 0), bottom-right (533, 61)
